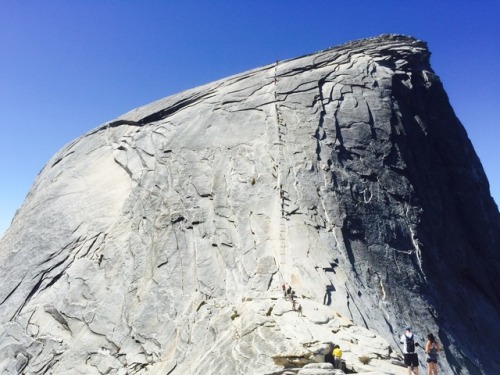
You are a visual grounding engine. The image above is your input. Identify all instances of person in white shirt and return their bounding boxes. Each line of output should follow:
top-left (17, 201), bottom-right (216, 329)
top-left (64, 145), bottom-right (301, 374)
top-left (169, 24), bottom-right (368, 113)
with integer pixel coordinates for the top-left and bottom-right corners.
top-left (400, 326), bottom-right (420, 375)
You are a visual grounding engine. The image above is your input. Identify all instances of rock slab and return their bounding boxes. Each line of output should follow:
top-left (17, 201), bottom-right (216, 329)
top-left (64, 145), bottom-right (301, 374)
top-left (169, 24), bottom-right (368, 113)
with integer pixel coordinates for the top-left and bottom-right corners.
top-left (1, 34), bottom-right (499, 375)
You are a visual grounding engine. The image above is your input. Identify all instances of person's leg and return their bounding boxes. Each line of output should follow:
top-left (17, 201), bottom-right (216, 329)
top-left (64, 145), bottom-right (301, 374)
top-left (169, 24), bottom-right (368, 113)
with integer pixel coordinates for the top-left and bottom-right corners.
top-left (404, 354), bottom-right (412, 375)
top-left (432, 362), bottom-right (438, 375)
top-left (412, 354), bottom-right (419, 375)
top-left (334, 358), bottom-right (341, 369)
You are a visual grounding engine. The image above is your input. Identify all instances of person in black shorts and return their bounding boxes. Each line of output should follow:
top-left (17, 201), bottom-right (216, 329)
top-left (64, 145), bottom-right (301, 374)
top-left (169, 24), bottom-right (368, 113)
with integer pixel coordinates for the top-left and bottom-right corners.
top-left (400, 326), bottom-right (420, 375)
top-left (425, 333), bottom-right (440, 375)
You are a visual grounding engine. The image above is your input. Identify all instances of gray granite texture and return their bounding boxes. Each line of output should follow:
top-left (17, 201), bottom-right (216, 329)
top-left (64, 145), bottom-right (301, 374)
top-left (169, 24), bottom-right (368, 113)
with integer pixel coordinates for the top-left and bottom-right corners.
top-left (1, 35), bottom-right (499, 374)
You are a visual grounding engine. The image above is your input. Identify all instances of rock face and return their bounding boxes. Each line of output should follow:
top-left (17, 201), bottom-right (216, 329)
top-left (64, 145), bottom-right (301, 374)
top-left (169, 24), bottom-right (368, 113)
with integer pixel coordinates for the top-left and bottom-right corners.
top-left (1, 35), bottom-right (499, 375)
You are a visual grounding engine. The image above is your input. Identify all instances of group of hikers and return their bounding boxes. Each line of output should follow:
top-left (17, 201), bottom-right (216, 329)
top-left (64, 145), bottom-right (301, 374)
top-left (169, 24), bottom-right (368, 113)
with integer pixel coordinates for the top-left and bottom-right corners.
top-left (400, 326), bottom-right (440, 375)
top-left (329, 327), bottom-right (440, 374)
top-left (282, 283), bottom-right (302, 315)
top-left (280, 284), bottom-right (440, 374)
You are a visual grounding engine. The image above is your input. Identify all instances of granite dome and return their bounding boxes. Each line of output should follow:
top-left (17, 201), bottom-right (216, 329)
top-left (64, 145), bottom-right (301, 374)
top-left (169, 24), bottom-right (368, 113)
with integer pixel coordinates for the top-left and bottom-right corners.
top-left (1, 35), bottom-right (499, 375)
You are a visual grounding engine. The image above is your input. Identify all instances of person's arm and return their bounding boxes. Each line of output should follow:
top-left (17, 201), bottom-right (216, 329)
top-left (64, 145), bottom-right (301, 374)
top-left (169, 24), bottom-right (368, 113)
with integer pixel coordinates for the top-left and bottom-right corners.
top-left (425, 341), bottom-right (431, 353)
top-left (436, 341), bottom-right (441, 352)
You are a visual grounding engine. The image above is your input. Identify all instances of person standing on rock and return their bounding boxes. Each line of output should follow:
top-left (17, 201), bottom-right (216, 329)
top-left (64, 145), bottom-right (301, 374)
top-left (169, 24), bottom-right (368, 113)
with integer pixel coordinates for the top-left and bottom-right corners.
top-left (425, 333), bottom-right (440, 375)
top-left (400, 327), bottom-right (420, 375)
top-left (332, 345), bottom-right (342, 370)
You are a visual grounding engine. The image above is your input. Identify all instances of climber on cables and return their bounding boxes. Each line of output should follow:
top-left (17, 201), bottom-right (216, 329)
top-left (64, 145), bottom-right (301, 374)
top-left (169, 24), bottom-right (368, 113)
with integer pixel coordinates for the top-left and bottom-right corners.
top-left (297, 303), bottom-right (302, 316)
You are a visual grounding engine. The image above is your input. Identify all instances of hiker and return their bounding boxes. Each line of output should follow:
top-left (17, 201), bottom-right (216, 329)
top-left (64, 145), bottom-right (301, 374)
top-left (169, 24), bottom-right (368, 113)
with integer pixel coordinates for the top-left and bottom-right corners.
top-left (425, 333), bottom-right (440, 375)
top-left (297, 304), bottom-right (302, 316)
top-left (332, 344), bottom-right (342, 369)
top-left (323, 285), bottom-right (333, 305)
top-left (286, 286), bottom-right (292, 297)
top-left (400, 326), bottom-right (420, 375)
top-left (282, 283), bottom-right (286, 298)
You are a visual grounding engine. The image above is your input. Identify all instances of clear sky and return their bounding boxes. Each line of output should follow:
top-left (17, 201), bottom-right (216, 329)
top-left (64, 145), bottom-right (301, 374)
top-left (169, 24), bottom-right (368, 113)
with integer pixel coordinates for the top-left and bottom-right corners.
top-left (1, 1), bottom-right (499, 236)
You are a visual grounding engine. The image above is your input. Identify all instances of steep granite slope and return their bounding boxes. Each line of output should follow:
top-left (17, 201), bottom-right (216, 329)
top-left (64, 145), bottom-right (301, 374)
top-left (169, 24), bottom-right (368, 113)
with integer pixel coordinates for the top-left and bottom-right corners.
top-left (1, 35), bottom-right (499, 374)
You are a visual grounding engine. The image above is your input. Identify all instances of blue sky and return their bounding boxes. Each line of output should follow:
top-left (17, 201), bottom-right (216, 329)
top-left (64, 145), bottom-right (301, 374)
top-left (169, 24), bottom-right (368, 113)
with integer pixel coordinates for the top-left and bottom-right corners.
top-left (1, 1), bottom-right (499, 236)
